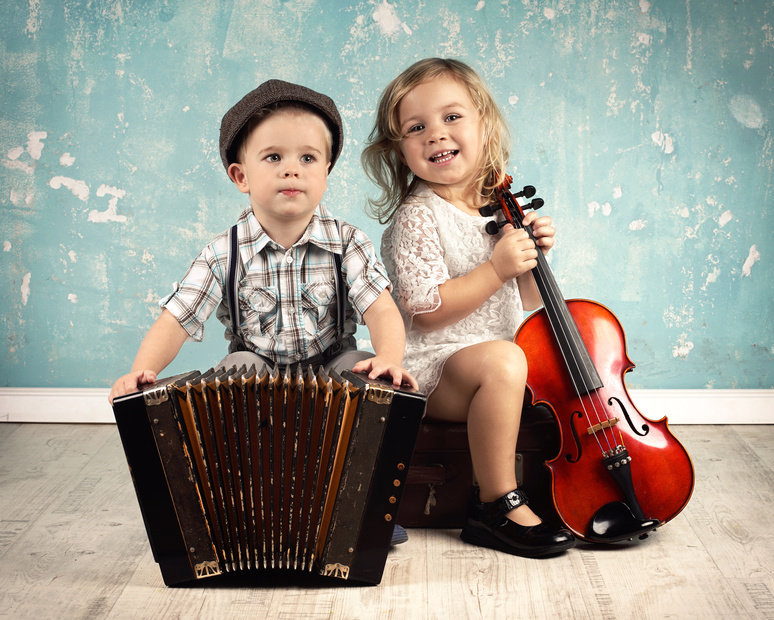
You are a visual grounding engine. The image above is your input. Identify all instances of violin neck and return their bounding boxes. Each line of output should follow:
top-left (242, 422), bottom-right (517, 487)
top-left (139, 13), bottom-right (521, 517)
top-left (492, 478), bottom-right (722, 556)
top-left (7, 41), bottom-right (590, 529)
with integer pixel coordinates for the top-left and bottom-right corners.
top-left (507, 195), bottom-right (604, 395)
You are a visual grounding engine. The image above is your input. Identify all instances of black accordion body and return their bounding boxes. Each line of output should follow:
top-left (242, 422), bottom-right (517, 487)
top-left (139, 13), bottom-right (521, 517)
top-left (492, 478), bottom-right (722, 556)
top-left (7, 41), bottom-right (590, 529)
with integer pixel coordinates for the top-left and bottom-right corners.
top-left (112, 365), bottom-right (425, 586)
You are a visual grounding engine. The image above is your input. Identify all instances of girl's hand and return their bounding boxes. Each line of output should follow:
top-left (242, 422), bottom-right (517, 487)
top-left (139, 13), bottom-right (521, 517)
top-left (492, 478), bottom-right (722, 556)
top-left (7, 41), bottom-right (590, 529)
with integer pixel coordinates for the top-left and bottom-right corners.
top-left (523, 211), bottom-right (555, 255)
top-left (489, 224), bottom-right (539, 282)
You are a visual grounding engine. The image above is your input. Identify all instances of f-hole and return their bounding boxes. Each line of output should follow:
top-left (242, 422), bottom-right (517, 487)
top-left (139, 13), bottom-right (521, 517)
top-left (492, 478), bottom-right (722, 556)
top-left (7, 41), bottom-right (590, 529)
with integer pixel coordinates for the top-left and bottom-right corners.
top-left (608, 396), bottom-right (649, 437)
top-left (566, 411), bottom-right (584, 463)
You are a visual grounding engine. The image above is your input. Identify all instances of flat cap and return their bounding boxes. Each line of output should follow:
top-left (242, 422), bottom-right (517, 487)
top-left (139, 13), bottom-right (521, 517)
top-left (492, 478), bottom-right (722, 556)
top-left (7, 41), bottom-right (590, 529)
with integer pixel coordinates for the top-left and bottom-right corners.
top-left (219, 79), bottom-right (344, 175)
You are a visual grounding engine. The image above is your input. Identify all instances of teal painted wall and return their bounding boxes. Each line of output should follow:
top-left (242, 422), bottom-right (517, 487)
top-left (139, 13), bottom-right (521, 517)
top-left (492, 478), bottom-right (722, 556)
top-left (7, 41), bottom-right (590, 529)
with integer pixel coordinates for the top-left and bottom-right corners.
top-left (1, 0), bottom-right (771, 389)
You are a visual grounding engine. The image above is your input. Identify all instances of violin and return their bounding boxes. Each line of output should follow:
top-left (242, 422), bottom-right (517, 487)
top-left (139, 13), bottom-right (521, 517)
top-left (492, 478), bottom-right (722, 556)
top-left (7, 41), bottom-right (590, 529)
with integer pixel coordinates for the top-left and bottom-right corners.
top-left (481, 176), bottom-right (695, 543)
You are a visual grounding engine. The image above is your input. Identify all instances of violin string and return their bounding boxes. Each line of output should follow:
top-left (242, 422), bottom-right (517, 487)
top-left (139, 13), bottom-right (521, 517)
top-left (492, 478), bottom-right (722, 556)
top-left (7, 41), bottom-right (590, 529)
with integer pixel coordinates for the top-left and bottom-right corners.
top-left (543, 291), bottom-right (617, 452)
top-left (535, 265), bottom-right (615, 454)
top-left (503, 191), bottom-right (616, 454)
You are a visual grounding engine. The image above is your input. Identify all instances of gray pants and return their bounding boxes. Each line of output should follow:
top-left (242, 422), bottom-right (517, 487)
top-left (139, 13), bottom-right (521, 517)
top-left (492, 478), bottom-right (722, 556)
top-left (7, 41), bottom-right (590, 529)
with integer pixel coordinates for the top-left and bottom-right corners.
top-left (217, 348), bottom-right (373, 376)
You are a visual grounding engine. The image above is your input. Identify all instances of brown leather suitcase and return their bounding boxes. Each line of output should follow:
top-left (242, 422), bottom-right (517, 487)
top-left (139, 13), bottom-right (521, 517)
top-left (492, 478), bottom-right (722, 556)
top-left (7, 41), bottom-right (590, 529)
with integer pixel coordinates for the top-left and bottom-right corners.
top-left (397, 404), bottom-right (562, 529)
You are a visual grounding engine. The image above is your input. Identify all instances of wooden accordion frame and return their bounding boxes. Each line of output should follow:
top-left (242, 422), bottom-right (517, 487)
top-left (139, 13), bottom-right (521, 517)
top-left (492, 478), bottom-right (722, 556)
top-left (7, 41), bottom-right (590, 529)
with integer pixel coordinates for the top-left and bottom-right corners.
top-left (112, 365), bottom-right (425, 586)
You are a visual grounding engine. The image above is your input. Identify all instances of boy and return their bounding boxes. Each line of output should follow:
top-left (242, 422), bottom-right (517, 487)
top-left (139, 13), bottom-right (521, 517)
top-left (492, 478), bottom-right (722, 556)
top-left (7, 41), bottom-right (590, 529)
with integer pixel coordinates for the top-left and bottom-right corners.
top-left (109, 79), bottom-right (417, 404)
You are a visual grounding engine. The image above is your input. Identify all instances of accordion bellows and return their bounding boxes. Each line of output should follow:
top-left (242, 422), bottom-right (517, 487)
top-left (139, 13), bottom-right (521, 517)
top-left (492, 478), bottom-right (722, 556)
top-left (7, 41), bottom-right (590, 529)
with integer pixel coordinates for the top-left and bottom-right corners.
top-left (113, 365), bottom-right (425, 586)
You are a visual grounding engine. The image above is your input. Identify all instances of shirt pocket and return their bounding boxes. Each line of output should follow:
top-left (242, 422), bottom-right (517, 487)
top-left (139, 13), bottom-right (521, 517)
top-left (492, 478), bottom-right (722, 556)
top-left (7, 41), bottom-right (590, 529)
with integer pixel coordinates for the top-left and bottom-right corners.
top-left (300, 281), bottom-right (337, 337)
top-left (239, 285), bottom-right (278, 336)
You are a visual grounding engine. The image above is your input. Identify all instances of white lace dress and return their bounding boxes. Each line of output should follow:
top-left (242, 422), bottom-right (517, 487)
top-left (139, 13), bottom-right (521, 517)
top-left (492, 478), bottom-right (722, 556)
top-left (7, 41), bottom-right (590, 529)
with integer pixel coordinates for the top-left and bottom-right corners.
top-left (381, 184), bottom-right (524, 394)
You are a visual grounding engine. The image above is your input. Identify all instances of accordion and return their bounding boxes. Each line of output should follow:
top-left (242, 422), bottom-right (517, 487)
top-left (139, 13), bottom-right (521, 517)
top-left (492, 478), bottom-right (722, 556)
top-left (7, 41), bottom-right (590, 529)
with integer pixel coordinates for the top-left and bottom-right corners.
top-left (112, 365), bottom-right (425, 586)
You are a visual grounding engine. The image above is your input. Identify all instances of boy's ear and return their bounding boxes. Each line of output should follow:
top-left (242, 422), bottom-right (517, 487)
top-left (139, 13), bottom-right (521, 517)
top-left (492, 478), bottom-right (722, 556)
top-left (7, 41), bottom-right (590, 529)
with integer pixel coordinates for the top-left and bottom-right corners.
top-left (228, 162), bottom-right (250, 194)
top-left (326, 161), bottom-right (331, 176)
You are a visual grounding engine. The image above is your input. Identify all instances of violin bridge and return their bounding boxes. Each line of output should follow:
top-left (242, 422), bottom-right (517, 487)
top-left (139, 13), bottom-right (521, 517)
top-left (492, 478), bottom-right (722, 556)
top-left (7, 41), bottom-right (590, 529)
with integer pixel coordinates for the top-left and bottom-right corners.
top-left (587, 417), bottom-right (619, 435)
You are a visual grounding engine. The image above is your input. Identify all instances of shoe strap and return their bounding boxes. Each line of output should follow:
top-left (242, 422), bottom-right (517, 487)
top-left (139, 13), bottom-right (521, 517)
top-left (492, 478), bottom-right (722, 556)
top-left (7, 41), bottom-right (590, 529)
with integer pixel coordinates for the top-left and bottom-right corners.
top-left (498, 489), bottom-right (529, 513)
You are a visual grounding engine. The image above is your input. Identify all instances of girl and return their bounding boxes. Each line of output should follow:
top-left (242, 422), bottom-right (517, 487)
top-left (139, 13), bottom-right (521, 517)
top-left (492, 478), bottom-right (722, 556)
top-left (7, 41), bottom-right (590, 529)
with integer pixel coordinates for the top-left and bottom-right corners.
top-left (362, 58), bottom-right (575, 558)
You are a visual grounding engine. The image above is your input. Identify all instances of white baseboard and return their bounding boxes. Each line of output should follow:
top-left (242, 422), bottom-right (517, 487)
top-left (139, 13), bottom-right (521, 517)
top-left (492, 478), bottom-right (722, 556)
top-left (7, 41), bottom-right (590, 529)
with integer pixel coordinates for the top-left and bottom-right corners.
top-left (629, 389), bottom-right (773, 425)
top-left (0, 388), bottom-right (114, 423)
top-left (0, 387), bottom-right (772, 424)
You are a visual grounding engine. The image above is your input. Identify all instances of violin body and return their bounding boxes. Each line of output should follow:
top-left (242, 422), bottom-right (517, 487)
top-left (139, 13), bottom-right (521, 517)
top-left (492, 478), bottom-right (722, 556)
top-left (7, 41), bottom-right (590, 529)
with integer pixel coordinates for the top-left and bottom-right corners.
top-left (515, 299), bottom-right (695, 541)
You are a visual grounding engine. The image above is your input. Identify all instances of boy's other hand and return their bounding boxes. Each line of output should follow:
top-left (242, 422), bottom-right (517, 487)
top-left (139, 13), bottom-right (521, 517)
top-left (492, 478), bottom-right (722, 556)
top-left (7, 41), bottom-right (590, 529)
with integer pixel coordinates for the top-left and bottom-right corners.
top-left (109, 370), bottom-right (158, 405)
top-left (352, 357), bottom-right (419, 390)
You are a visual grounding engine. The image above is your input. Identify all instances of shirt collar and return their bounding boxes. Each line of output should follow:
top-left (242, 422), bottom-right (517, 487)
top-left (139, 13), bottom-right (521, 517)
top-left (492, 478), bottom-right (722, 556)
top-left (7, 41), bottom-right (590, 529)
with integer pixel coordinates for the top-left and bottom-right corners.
top-left (235, 204), bottom-right (343, 265)
top-left (305, 203), bottom-right (343, 255)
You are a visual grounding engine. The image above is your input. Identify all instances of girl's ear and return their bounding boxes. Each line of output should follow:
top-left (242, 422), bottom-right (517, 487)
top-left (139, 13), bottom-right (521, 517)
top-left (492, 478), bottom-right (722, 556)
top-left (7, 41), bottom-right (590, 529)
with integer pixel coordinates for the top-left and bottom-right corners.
top-left (228, 163), bottom-right (250, 194)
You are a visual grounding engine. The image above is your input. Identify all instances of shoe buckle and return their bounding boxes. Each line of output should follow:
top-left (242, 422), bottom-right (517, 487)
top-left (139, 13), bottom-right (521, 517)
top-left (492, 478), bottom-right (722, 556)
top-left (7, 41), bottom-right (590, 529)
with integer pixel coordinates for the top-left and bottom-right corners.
top-left (500, 489), bottom-right (529, 512)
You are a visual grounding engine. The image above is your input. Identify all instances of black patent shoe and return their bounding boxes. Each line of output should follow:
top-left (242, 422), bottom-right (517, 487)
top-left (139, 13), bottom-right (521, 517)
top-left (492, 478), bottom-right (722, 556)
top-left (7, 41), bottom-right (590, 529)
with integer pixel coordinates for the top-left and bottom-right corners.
top-left (460, 489), bottom-right (576, 558)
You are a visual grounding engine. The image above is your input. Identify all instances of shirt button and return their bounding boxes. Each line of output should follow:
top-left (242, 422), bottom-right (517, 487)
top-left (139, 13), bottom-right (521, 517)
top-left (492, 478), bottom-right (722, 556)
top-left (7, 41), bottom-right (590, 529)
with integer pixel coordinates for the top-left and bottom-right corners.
top-left (285, 254), bottom-right (293, 264)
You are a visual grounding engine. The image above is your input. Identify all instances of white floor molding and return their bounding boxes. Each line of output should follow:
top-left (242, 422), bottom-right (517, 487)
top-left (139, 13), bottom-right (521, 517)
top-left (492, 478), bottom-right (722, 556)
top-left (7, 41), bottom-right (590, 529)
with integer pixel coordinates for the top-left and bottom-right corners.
top-left (0, 388), bottom-right (114, 423)
top-left (0, 387), bottom-right (771, 424)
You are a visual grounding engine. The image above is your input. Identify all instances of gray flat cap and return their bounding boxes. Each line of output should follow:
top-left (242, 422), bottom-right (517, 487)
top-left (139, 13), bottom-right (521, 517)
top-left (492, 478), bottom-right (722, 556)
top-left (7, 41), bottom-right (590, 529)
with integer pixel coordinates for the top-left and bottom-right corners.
top-left (219, 79), bottom-right (344, 174)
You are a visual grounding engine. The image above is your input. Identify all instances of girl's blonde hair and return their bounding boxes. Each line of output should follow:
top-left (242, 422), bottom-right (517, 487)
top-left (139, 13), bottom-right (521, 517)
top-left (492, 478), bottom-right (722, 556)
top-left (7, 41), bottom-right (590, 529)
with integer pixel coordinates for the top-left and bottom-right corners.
top-left (362, 58), bottom-right (510, 224)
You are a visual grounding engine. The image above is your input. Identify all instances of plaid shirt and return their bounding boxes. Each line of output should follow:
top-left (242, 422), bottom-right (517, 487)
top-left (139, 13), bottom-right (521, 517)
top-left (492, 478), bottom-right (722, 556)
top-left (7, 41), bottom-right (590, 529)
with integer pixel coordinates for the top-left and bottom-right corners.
top-left (160, 205), bottom-right (391, 364)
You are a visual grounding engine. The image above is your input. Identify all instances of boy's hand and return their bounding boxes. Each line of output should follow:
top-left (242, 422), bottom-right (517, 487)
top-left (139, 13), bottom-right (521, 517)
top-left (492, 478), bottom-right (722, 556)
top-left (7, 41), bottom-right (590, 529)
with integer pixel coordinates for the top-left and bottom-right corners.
top-left (109, 370), bottom-right (158, 405)
top-left (352, 356), bottom-right (419, 390)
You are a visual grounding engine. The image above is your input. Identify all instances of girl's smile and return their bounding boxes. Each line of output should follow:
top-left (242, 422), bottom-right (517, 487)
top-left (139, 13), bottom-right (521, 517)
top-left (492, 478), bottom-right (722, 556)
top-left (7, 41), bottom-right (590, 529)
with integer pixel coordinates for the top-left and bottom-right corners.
top-left (429, 149), bottom-right (459, 164)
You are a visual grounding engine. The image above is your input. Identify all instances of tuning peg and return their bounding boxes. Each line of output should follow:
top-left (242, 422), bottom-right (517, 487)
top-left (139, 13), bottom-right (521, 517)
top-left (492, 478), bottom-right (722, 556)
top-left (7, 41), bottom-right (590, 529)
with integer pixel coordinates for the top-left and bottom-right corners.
top-left (514, 185), bottom-right (536, 199)
top-left (478, 204), bottom-right (496, 217)
top-left (484, 220), bottom-right (504, 235)
top-left (525, 198), bottom-right (544, 211)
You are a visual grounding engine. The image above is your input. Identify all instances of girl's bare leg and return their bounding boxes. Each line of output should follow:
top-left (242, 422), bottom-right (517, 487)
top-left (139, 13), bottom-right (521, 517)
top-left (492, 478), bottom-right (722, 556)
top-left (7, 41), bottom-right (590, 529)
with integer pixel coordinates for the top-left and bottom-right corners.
top-left (425, 340), bottom-right (541, 527)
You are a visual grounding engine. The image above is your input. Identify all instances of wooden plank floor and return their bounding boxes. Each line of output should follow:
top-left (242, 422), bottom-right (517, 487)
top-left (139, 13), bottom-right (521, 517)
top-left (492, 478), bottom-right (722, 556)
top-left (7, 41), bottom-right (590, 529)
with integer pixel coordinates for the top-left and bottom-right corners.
top-left (1, 423), bottom-right (773, 619)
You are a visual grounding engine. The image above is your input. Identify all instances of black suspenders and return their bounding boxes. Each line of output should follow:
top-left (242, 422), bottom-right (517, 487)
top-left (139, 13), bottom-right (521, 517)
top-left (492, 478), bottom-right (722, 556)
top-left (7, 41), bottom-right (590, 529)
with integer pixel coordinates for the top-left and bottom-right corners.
top-left (227, 225), bottom-right (244, 351)
top-left (225, 223), bottom-right (347, 356)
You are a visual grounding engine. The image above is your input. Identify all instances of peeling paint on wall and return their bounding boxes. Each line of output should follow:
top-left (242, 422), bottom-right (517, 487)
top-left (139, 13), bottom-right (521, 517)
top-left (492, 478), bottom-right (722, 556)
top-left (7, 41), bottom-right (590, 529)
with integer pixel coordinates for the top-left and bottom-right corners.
top-left (741, 245), bottom-right (761, 277)
top-left (373, 0), bottom-right (412, 37)
top-left (20, 273), bottom-right (31, 306)
top-left (50, 176), bottom-right (90, 201)
top-left (673, 337), bottom-right (694, 359)
top-left (25, 131), bottom-right (46, 160)
top-left (89, 185), bottom-right (127, 223)
top-left (587, 201), bottom-right (612, 217)
top-left (728, 95), bottom-right (764, 130)
top-left (651, 130), bottom-right (674, 154)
